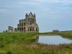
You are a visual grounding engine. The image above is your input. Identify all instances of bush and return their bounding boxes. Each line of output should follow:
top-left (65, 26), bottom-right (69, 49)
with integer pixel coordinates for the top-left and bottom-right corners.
top-left (0, 44), bottom-right (4, 48)
top-left (6, 50), bottom-right (12, 54)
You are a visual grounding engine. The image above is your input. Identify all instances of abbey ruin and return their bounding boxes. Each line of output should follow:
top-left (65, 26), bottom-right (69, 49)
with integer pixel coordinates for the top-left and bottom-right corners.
top-left (4, 12), bottom-right (39, 32)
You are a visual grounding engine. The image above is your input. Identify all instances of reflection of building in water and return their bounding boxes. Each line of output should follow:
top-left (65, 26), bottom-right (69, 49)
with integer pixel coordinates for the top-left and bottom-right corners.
top-left (36, 36), bottom-right (39, 42)
top-left (4, 12), bottom-right (39, 32)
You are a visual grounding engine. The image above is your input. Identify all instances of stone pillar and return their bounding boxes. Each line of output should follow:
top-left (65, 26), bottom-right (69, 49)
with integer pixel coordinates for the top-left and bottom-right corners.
top-left (25, 26), bottom-right (28, 32)
top-left (34, 27), bottom-right (37, 32)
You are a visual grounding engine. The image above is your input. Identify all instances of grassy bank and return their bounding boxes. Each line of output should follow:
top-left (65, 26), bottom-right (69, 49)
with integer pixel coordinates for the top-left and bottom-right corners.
top-left (39, 32), bottom-right (72, 39)
top-left (0, 32), bottom-right (72, 54)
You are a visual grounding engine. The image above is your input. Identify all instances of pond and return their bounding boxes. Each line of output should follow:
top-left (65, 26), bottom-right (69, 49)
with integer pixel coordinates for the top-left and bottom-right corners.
top-left (37, 35), bottom-right (72, 45)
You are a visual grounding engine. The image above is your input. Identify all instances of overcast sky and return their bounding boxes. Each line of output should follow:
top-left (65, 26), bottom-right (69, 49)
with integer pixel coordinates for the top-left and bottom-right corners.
top-left (0, 0), bottom-right (72, 32)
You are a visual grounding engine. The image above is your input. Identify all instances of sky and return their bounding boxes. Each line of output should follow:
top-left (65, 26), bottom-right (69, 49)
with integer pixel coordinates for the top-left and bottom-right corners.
top-left (0, 0), bottom-right (72, 32)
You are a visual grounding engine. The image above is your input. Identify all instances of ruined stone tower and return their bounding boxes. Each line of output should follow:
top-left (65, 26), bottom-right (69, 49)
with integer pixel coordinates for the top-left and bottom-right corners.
top-left (15, 12), bottom-right (39, 32)
top-left (8, 26), bottom-right (14, 32)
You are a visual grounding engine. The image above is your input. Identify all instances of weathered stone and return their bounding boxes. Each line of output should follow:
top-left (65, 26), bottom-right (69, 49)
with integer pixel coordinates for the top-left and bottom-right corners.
top-left (4, 12), bottom-right (39, 32)
top-left (16, 12), bottom-right (39, 32)
top-left (8, 26), bottom-right (14, 32)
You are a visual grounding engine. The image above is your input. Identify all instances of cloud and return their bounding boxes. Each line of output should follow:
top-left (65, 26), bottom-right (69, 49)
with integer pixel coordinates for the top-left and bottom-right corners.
top-left (0, 0), bottom-right (72, 32)
top-left (0, 0), bottom-right (72, 10)
top-left (33, 0), bottom-right (72, 3)
top-left (18, 1), bottom-right (39, 5)
top-left (31, 0), bottom-right (72, 5)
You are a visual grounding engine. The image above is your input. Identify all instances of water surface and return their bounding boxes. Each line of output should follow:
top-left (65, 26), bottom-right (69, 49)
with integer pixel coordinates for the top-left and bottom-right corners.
top-left (37, 35), bottom-right (72, 45)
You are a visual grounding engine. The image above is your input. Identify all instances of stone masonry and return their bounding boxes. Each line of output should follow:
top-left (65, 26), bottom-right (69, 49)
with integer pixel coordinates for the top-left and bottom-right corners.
top-left (5, 12), bottom-right (39, 32)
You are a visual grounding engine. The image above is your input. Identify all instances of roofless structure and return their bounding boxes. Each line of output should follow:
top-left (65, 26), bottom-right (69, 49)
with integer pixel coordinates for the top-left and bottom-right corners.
top-left (4, 12), bottom-right (39, 32)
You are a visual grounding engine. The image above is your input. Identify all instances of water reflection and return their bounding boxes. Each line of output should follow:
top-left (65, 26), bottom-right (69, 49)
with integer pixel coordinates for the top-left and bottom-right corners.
top-left (37, 35), bottom-right (72, 45)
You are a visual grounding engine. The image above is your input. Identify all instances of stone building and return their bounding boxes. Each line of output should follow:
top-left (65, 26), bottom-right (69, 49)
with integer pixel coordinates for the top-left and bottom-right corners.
top-left (3, 26), bottom-right (14, 32)
top-left (15, 12), bottom-right (39, 32)
top-left (8, 26), bottom-right (14, 32)
top-left (52, 30), bottom-right (59, 32)
top-left (5, 12), bottom-right (39, 32)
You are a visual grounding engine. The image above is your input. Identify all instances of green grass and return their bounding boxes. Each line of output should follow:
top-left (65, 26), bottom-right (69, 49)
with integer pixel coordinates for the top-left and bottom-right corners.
top-left (0, 32), bottom-right (72, 54)
top-left (39, 32), bottom-right (72, 39)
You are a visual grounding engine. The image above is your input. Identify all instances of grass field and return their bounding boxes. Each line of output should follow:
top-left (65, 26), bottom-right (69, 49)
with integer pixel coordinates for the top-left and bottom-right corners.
top-left (0, 32), bottom-right (72, 54)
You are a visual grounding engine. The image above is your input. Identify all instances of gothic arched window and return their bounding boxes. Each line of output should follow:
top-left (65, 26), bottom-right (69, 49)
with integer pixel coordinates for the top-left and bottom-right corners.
top-left (36, 28), bottom-right (38, 31)
top-left (30, 27), bottom-right (34, 31)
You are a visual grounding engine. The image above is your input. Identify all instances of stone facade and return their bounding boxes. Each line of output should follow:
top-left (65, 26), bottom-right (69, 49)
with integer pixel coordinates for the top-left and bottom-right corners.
top-left (8, 26), bottom-right (14, 32)
top-left (52, 30), bottom-right (59, 32)
top-left (5, 12), bottom-right (39, 32)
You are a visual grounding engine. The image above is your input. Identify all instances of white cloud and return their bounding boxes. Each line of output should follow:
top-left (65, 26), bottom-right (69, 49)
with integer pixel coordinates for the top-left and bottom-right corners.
top-left (18, 1), bottom-right (39, 5)
top-left (33, 0), bottom-right (72, 2)
top-left (32, 0), bottom-right (72, 4)
top-left (0, 9), bottom-right (8, 13)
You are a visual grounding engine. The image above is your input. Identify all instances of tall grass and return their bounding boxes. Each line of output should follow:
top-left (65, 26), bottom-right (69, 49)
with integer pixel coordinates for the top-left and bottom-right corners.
top-left (0, 32), bottom-right (72, 54)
